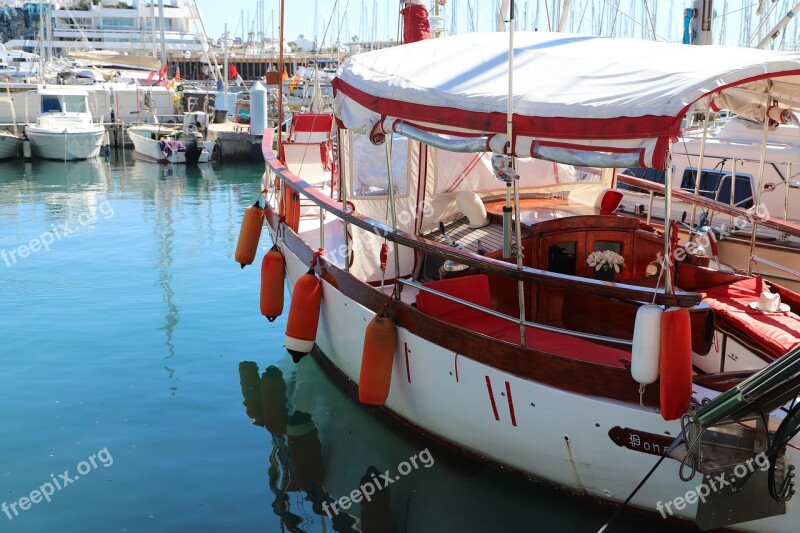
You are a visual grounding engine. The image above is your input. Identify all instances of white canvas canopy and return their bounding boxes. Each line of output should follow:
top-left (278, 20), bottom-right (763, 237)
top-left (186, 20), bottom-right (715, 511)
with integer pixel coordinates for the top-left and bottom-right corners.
top-left (333, 32), bottom-right (800, 169)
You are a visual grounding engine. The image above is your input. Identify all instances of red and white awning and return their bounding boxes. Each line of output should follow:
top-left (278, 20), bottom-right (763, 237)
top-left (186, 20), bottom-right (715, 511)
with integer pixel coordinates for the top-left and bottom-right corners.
top-left (332, 32), bottom-right (800, 168)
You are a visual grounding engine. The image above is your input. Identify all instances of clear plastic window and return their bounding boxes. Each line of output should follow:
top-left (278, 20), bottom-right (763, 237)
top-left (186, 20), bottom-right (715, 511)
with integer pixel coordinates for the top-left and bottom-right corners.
top-left (351, 133), bottom-right (408, 198)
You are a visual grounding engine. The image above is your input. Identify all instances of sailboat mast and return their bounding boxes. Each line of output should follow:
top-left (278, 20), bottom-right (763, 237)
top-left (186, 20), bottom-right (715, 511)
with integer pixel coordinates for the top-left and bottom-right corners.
top-left (38, 1), bottom-right (45, 76)
top-left (277, 0), bottom-right (285, 158)
top-left (158, 0), bottom-right (167, 66)
top-left (756, 1), bottom-right (800, 48)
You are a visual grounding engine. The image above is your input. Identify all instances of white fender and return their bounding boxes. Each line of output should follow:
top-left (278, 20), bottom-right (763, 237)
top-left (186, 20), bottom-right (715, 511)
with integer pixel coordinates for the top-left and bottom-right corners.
top-left (631, 304), bottom-right (663, 385)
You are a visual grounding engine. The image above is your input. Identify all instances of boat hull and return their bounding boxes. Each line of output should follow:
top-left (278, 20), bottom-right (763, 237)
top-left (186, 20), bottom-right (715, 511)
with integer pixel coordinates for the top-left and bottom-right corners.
top-left (128, 129), bottom-right (213, 164)
top-left (25, 126), bottom-right (104, 161)
top-left (0, 133), bottom-right (21, 160)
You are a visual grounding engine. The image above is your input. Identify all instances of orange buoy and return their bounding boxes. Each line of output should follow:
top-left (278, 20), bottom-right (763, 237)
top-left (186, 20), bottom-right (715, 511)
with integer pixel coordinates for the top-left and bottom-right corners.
top-left (358, 311), bottom-right (397, 405)
top-left (260, 365), bottom-right (288, 436)
top-left (285, 268), bottom-right (322, 363)
top-left (234, 200), bottom-right (264, 268)
top-left (260, 245), bottom-right (285, 321)
top-left (659, 307), bottom-right (693, 421)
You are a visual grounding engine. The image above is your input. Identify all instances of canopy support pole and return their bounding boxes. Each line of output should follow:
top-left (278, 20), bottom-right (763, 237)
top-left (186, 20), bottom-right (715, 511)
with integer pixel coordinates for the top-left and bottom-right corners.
top-left (503, 0), bottom-right (526, 345)
top-left (664, 140), bottom-right (674, 294)
top-left (690, 107), bottom-right (712, 228)
top-left (340, 128), bottom-right (350, 273)
top-left (385, 136), bottom-right (401, 299)
top-left (749, 86), bottom-right (773, 275)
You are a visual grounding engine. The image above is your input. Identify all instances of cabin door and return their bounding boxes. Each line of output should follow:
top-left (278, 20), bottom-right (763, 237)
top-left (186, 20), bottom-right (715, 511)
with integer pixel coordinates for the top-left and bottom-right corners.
top-left (538, 232), bottom-right (584, 326)
top-left (537, 231), bottom-right (632, 325)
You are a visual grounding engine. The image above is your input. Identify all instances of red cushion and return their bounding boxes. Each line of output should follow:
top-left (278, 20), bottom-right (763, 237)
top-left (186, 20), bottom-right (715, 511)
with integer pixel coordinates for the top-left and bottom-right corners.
top-left (416, 274), bottom-right (492, 319)
top-left (416, 274), bottom-right (629, 366)
top-left (291, 113), bottom-right (333, 133)
top-left (703, 277), bottom-right (800, 357)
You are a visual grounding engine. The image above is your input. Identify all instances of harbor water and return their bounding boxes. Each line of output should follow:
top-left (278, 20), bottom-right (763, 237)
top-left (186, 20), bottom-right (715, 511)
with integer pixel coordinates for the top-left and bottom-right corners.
top-left (0, 154), bottom-right (688, 532)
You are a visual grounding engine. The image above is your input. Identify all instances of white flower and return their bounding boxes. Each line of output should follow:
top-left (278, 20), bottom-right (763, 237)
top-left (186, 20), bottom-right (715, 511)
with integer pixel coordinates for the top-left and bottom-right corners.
top-left (586, 250), bottom-right (625, 272)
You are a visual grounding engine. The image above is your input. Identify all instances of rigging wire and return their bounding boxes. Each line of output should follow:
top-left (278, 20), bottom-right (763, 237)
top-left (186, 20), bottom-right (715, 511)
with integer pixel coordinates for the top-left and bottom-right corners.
top-left (600, 0), bottom-right (669, 41)
top-left (597, 427), bottom-right (692, 533)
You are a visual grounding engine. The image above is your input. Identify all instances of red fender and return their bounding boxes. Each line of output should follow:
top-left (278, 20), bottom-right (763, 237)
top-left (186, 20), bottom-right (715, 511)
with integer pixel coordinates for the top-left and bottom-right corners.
top-left (660, 307), bottom-right (693, 420)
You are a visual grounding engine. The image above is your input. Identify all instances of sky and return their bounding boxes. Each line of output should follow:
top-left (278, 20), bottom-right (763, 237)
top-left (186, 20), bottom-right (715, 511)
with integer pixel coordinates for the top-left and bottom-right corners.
top-left (194, 0), bottom-right (410, 44)
top-left (192, 1), bottom-right (800, 51)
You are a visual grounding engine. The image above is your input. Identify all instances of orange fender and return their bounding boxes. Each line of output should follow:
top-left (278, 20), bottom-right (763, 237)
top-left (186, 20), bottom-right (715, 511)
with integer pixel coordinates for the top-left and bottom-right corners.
top-left (358, 313), bottom-right (397, 405)
top-left (285, 269), bottom-right (322, 363)
top-left (234, 201), bottom-right (264, 268)
top-left (660, 307), bottom-right (693, 421)
top-left (260, 245), bottom-right (285, 321)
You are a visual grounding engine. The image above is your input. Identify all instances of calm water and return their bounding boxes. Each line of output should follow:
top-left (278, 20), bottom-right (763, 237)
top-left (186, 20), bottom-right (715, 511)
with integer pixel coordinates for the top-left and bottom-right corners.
top-left (0, 153), bottom-right (687, 532)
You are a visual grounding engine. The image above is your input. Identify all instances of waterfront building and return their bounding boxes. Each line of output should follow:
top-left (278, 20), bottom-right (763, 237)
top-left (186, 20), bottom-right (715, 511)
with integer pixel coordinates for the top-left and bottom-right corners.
top-left (1, 0), bottom-right (207, 59)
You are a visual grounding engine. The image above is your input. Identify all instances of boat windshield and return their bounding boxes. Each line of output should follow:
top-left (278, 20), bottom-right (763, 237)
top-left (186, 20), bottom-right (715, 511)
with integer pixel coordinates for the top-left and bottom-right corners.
top-left (40, 94), bottom-right (88, 113)
top-left (40, 95), bottom-right (62, 113)
top-left (62, 95), bottom-right (88, 113)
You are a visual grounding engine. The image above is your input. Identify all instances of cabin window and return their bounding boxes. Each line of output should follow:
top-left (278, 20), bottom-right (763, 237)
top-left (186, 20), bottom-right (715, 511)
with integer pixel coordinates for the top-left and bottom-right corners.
top-left (593, 240), bottom-right (623, 255)
top-left (547, 242), bottom-right (577, 275)
top-left (351, 133), bottom-right (409, 198)
top-left (62, 96), bottom-right (88, 113)
top-left (40, 95), bottom-right (62, 113)
top-left (681, 169), bottom-right (753, 208)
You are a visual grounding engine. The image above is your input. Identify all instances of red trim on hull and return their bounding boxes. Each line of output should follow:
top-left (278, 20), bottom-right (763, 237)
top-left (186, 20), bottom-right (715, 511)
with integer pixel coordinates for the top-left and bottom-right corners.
top-left (485, 376), bottom-right (500, 421)
top-left (404, 342), bottom-right (412, 383)
top-left (505, 381), bottom-right (518, 427)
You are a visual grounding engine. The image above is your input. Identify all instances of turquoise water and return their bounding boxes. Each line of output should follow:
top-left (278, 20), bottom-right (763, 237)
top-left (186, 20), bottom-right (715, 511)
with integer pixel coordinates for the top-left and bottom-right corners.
top-left (0, 154), bottom-right (686, 532)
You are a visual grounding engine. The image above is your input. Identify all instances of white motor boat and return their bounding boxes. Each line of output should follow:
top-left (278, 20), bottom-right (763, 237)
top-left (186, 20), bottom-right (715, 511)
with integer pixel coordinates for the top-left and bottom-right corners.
top-left (128, 112), bottom-right (215, 164)
top-left (24, 87), bottom-right (105, 161)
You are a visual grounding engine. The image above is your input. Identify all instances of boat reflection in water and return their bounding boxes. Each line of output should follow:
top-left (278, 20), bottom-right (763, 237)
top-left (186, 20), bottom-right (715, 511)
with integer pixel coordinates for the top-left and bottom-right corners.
top-left (239, 358), bottom-right (680, 533)
top-left (239, 362), bottom-right (358, 532)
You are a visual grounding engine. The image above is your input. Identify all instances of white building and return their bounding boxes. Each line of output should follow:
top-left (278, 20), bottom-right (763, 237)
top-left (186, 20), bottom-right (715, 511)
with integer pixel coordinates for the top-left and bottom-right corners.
top-left (3, 0), bottom-right (208, 58)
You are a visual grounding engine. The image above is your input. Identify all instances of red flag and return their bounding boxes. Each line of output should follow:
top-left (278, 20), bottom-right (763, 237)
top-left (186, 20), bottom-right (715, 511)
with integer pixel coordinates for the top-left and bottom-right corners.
top-left (146, 70), bottom-right (155, 83)
top-left (156, 63), bottom-right (169, 84)
top-left (228, 63), bottom-right (238, 80)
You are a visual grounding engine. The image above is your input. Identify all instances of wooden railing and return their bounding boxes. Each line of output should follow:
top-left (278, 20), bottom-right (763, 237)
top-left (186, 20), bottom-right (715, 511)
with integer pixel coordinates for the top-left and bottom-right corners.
top-left (616, 173), bottom-right (800, 239)
top-left (264, 151), bottom-right (702, 307)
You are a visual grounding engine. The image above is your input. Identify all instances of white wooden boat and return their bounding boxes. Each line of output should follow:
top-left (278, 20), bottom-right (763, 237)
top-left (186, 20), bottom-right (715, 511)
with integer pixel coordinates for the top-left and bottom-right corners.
top-left (246, 32), bottom-right (800, 531)
top-left (128, 112), bottom-right (215, 164)
top-left (0, 130), bottom-right (21, 160)
top-left (24, 87), bottom-right (105, 161)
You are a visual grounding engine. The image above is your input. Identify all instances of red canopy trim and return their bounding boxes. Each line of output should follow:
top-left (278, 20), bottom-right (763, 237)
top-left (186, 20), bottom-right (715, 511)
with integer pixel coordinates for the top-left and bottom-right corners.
top-left (333, 77), bottom-right (682, 142)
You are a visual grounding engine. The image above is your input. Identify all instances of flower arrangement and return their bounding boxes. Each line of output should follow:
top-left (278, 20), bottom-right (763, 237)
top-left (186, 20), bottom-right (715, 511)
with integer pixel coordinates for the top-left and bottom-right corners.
top-left (586, 250), bottom-right (625, 273)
